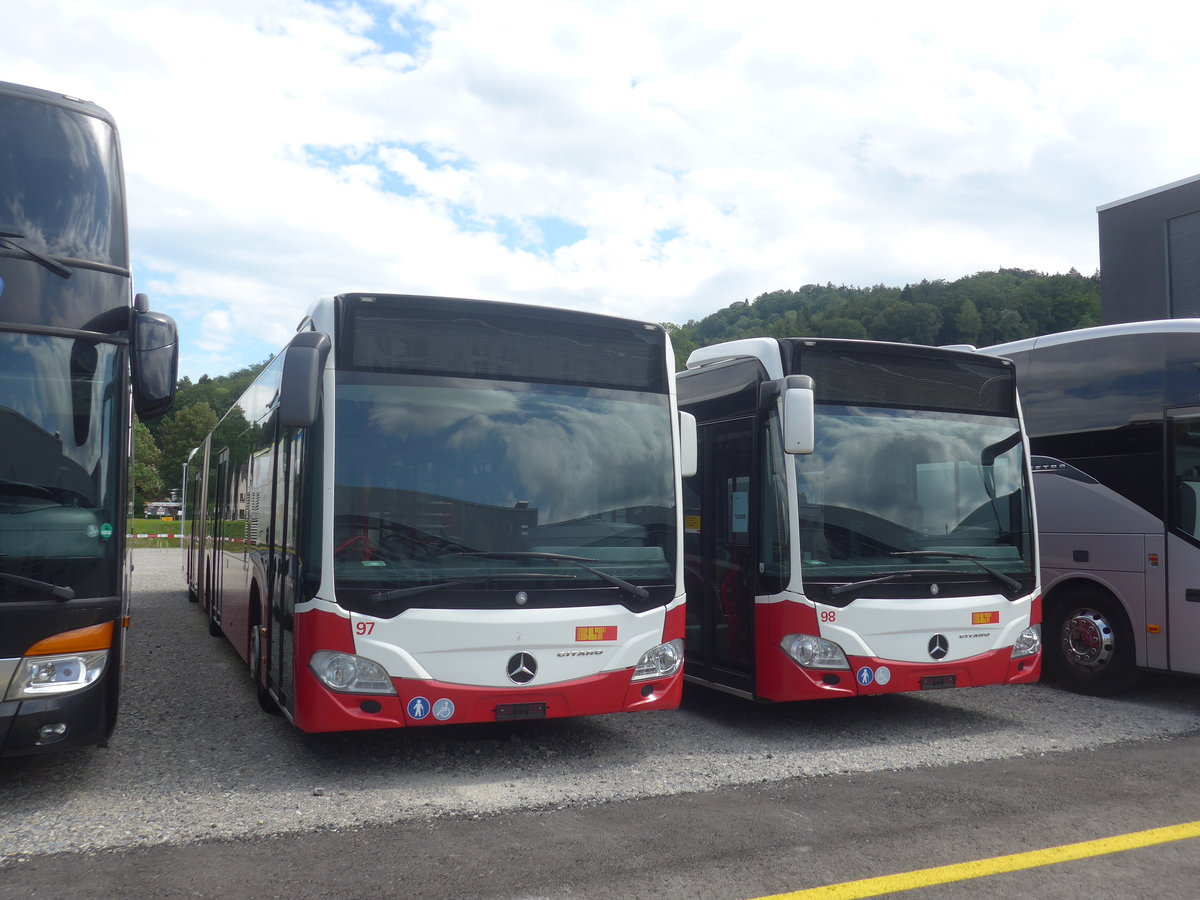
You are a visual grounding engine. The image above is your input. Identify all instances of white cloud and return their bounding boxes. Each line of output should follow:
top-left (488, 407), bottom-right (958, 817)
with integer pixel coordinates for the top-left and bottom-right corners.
top-left (5, 0), bottom-right (1200, 377)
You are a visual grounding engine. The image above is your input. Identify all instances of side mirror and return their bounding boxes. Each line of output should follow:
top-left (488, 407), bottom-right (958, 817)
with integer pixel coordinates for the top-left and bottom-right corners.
top-left (278, 331), bottom-right (332, 428)
top-left (131, 298), bottom-right (179, 420)
top-left (781, 375), bottom-right (815, 455)
top-left (679, 411), bottom-right (698, 478)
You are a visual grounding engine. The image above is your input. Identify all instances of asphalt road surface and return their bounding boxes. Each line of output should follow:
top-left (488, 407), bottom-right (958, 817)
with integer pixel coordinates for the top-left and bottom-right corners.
top-left (3, 549), bottom-right (1199, 898)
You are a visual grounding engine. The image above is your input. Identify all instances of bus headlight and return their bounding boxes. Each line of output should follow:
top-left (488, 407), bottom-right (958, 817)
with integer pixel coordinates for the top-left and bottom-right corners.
top-left (632, 639), bottom-right (684, 681)
top-left (1012, 625), bottom-right (1041, 659)
top-left (4, 651), bottom-right (108, 700)
top-left (309, 651), bottom-right (396, 695)
top-left (781, 634), bottom-right (851, 670)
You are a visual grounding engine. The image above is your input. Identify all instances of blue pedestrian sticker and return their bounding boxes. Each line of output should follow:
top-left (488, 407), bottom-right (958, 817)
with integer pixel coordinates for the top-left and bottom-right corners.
top-left (407, 696), bottom-right (431, 720)
top-left (856, 667), bottom-right (874, 686)
top-left (432, 698), bottom-right (455, 721)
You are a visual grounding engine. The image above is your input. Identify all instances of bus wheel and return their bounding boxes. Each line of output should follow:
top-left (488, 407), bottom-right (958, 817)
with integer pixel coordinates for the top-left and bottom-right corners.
top-left (249, 624), bottom-right (278, 714)
top-left (1046, 589), bottom-right (1137, 696)
top-left (206, 585), bottom-right (222, 637)
top-left (204, 566), bottom-right (223, 638)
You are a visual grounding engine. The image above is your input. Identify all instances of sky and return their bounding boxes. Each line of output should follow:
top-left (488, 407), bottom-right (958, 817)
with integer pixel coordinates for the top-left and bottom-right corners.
top-left (5, 0), bottom-right (1200, 381)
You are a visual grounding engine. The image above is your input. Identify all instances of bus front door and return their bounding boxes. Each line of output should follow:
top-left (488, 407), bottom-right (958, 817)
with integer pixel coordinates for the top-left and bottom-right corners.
top-left (1167, 408), bottom-right (1200, 675)
top-left (684, 420), bottom-right (755, 695)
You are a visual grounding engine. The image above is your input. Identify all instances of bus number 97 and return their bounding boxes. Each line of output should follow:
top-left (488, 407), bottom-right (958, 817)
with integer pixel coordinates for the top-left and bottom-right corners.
top-left (355, 621), bottom-right (375, 635)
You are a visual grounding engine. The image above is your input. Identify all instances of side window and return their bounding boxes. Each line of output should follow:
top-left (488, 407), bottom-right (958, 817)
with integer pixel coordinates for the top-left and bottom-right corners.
top-left (1171, 412), bottom-right (1200, 543)
top-left (1021, 334), bottom-right (1163, 438)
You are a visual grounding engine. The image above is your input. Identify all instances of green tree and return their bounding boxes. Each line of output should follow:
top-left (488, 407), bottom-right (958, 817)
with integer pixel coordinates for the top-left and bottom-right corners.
top-left (994, 308), bottom-right (1026, 343)
top-left (816, 317), bottom-right (869, 339)
top-left (158, 402), bottom-right (219, 494)
top-left (955, 298), bottom-right (982, 345)
top-left (871, 302), bottom-right (942, 345)
top-left (131, 419), bottom-right (163, 508)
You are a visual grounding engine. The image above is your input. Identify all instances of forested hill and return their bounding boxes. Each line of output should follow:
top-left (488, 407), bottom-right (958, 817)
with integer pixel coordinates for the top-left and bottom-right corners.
top-left (664, 267), bottom-right (1100, 370)
top-left (136, 267), bottom-right (1098, 500)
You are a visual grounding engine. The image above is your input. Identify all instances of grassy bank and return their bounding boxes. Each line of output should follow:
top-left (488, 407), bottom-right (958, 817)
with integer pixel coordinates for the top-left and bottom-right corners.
top-left (128, 517), bottom-right (183, 550)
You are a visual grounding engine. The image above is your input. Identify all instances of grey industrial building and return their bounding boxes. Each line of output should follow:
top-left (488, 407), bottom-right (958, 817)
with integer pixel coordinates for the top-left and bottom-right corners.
top-left (1098, 173), bottom-right (1200, 324)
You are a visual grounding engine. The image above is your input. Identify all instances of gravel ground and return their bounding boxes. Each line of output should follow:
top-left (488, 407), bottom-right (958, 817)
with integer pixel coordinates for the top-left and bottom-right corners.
top-left (2, 548), bottom-right (1198, 863)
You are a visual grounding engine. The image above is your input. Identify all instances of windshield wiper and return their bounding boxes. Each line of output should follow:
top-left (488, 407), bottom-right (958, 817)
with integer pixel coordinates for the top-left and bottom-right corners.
top-left (890, 550), bottom-right (1022, 593)
top-left (369, 572), bottom-right (572, 605)
top-left (0, 231), bottom-right (72, 279)
top-left (451, 551), bottom-right (650, 601)
top-left (828, 569), bottom-right (951, 598)
top-left (0, 570), bottom-right (75, 600)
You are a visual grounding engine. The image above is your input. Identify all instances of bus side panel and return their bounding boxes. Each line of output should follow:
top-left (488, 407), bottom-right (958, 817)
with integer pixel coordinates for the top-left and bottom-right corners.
top-left (1166, 531), bottom-right (1200, 675)
top-left (1039, 536), bottom-right (1161, 671)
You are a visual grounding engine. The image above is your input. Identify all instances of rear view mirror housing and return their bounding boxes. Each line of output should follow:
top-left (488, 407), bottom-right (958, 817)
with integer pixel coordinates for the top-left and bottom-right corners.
top-left (679, 411), bottom-right (698, 477)
top-left (761, 375), bottom-right (815, 455)
top-left (278, 331), bottom-right (332, 428)
top-left (130, 295), bottom-right (178, 420)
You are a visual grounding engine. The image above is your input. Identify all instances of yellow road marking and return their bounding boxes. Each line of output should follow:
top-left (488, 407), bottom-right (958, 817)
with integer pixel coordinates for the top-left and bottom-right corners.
top-left (755, 820), bottom-right (1200, 899)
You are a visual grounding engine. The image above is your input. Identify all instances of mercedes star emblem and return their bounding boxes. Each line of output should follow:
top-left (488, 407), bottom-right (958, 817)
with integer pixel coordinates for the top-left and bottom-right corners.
top-left (928, 634), bottom-right (949, 660)
top-left (506, 652), bottom-right (537, 684)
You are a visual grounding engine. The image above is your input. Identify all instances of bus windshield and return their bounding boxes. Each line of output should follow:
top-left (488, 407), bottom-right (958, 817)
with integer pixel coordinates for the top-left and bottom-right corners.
top-left (794, 405), bottom-right (1033, 592)
top-left (332, 373), bottom-right (677, 603)
top-left (0, 94), bottom-right (124, 267)
top-left (0, 332), bottom-right (122, 600)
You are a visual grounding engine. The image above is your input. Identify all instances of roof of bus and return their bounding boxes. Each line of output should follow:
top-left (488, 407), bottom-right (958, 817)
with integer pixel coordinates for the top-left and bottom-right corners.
top-left (301, 292), bottom-right (666, 336)
top-left (983, 318), bottom-right (1200, 357)
top-left (685, 335), bottom-right (999, 381)
top-left (0, 80), bottom-right (116, 126)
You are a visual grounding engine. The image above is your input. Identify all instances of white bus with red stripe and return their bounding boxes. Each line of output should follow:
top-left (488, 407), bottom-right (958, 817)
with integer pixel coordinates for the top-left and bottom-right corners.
top-left (183, 293), bottom-right (693, 732)
top-left (677, 337), bottom-right (1041, 701)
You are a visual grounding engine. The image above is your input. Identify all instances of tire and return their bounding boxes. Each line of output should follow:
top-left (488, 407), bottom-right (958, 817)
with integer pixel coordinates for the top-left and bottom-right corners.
top-left (1044, 587), bottom-right (1138, 696)
top-left (204, 566), bottom-right (223, 638)
top-left (249, 623), bottom-right (278, 714)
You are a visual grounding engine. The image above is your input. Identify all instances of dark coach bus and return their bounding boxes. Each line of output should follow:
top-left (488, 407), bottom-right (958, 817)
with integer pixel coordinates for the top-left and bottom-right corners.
top-left (0, 80), bottom-right (177, 755)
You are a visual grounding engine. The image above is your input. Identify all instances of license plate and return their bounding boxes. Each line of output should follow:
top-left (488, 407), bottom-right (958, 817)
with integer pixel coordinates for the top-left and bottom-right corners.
top-left (495, 702), bottom-right (548, 721)
top-left (920, 675), bottom-right (957, 690)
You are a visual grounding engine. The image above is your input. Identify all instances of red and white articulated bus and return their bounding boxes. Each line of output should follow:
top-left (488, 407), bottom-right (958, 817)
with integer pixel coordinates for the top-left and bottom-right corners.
top-left (183, 293), bottom-right (695, 732)
top-left (0, 81), bottom-right (177, 756)
top-left (676, 337), bottom-right (1042, 702)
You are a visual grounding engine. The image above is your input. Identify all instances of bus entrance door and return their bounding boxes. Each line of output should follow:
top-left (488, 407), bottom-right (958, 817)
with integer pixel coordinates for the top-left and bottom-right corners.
top-left (1167, 408), bottom-right (1200, 675)
top-left (684, 420), bottom-right (755, 695)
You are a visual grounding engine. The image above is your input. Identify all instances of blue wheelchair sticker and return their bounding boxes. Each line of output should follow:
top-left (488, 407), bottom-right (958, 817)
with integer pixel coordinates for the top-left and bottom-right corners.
top-left (432, 698), bottom-right (455, 721)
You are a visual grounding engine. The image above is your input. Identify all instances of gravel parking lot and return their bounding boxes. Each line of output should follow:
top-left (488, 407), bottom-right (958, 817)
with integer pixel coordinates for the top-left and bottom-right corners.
top-left (3, 548), bottom-right (1198, 864)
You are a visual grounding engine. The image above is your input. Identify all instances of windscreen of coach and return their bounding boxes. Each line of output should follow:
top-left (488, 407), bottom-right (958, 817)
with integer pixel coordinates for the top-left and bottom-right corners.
top-left (0, 95), bottom-right (124, 266)
top-left (0, 333), bottom-right (122, 600)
